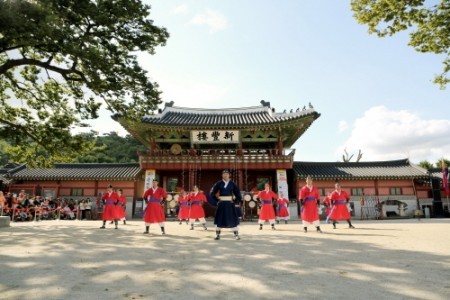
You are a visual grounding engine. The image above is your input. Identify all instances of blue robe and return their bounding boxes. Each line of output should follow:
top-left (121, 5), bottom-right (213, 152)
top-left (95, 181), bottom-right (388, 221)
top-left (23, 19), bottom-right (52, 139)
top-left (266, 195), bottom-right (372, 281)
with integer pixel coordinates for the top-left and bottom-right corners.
top-left (210, 180), bottom-right (242, 228)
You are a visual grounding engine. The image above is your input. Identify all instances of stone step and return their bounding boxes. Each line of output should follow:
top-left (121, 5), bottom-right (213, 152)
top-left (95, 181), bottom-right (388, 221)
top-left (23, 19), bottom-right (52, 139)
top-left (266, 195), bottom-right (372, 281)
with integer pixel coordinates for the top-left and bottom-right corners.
top-left (0, 216), bottom-right (11, 227)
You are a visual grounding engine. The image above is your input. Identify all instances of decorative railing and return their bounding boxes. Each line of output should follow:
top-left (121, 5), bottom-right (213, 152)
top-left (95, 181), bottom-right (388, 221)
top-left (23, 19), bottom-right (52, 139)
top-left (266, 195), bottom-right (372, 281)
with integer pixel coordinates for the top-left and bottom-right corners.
top-left (138, 148), bottom-right (295, 166)
top-left (138, 148), bottom-right (295, 157)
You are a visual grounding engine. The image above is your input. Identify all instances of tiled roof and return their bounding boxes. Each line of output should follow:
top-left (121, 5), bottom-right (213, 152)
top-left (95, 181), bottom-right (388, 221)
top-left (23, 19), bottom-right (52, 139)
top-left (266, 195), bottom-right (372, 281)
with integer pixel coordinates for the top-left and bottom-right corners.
top-left (429, 167), bottom-right (449, 180)
top-left (140, 102), bottom-right (319, 127)
top-left (293, 159), bottom-right (429, 180)
top-left (7, 163), bottom-right (141, 181)
top-left (0, 163), bottom-right (20, 185)
top-left (0, 173), bottom-right (12, 185)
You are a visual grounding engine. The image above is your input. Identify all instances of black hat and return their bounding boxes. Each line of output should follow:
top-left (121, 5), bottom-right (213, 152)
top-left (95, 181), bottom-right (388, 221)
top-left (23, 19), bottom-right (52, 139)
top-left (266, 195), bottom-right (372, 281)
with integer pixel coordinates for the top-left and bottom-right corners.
top-left (152, 178), bottom-right (159, 182)
top-left (107, 184), bottom-right (113, 188)
top-left (222, 169), bottom-right (231, 174)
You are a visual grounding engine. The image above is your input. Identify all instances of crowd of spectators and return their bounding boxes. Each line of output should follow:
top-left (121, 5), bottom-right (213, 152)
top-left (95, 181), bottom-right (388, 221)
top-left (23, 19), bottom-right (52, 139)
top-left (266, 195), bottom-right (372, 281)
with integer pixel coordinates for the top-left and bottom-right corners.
top-left (0, 190), bottom-right (95, 222)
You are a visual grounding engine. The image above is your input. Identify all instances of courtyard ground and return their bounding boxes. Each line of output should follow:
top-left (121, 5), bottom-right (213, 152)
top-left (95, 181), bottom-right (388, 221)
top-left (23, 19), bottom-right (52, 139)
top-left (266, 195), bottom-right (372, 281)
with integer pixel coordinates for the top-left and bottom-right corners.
top-left (1, 218), bottom-right (449, 300)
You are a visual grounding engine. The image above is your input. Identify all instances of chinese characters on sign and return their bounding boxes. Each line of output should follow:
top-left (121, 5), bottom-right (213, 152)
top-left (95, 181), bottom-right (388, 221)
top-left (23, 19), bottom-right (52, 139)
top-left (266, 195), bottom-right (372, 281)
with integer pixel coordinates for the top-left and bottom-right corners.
top-left (276, 169), bottom-right (289, 200)
top-left (191, 130), bottom-right (240, 144)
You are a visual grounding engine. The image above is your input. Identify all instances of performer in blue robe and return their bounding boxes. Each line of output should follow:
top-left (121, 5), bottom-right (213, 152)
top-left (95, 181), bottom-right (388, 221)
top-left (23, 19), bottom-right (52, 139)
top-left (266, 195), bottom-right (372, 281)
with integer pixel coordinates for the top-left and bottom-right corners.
top-left (210, 169), bottom-right (242, 240)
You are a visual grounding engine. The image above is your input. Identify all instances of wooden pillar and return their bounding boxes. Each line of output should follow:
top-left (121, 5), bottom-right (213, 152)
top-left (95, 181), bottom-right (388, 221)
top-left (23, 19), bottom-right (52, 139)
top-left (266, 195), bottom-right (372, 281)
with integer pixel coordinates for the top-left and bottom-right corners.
top-left (189, 169), bottom-right (195, 191)
top-left (277, 137), bottom-right (283, 155)
top-left (238, 170), bottom-right (243, 192)
top-left (94, 180), bottom-right (99, 199)
top-left (374, 179), bottom-right (379, 196)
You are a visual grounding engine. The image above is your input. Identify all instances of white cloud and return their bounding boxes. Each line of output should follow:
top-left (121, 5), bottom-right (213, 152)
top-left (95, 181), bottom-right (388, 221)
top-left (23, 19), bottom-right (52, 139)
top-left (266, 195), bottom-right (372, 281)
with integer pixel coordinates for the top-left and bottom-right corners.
top-left (172, 4), bottom-right (188, 15)
top-left (190, 9), bottom-right (228, 33)
top-left (338, 120), bottom-right (349, 132)
top-left (337, 106), bottom-right (450, 163)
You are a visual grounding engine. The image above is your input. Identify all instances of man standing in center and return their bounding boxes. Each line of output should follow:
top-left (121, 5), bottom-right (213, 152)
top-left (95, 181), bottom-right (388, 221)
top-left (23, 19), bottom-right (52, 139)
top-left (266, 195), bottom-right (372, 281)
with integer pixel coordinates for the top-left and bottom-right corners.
top-left (142, 179), bottom-right (168, 235)
top-left (299, 176), bottom-right (322, 233)
top-left (210, 169), bottom-right (242, 240)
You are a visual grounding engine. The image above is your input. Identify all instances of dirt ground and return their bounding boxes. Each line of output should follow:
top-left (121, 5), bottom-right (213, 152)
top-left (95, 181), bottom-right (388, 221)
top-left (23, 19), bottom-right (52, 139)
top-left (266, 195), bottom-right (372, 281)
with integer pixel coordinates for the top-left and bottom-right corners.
top-left (1, 218), bottom-right (450, 300)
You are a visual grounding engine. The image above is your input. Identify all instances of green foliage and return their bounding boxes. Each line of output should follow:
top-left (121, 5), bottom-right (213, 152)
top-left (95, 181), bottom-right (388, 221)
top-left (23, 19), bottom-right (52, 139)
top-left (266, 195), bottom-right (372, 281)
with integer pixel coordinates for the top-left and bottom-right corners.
top-left (74, 131), bottom-right (146, 163)
top-left (0, 0), bottom-right (169, 167)
top-left (436, 158), bottom-right (450, 168)
top-left (417, 158), bottom-right (450, 169)
top-left (0, 131), bottom-right (146, 165)
top-left (418, 160), bottom-right (433, 169)
top-left (351, 0), bottom-right (450, 88)
top-left (0, 139), bottom-right (10, 166)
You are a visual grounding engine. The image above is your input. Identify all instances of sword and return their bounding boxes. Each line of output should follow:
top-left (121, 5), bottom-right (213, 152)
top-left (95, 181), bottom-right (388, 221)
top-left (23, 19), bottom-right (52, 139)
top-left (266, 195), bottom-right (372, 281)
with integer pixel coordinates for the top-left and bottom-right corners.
top-left (326, 205), bottom-right (336, 223)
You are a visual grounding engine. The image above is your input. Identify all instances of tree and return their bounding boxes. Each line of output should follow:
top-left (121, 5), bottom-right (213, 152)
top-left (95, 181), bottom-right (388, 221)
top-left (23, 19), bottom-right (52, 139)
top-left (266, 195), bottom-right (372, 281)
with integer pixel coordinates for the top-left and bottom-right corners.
top-left (418, 160), bottom-right (432, 169)
top-left (351, 0), bottom-right (450, 88)
top-left (73, 131), bottom-right (146, 163)
top-left (0, 0), bottom-right (169, 167)
top-left (0, 139), bottom-right (11, 166)
top-left (436, 158), bottom-right (450, 168)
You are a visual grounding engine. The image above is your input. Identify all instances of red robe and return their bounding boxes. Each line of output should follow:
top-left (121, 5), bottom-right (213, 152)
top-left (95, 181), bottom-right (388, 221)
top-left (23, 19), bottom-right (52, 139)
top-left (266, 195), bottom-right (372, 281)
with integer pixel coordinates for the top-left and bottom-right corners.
top-left (177, 195), bottom-right (190, 219)
top-left (299, 185), bottom-right (320, 222)
top-left (188, 192), bottom-right (206, 219)
top-left (142, 187), bottom-right (167, 223)
top-left (322, 196), bottom-right (331, 216)
top-left (276, 197), bottom-right (289, 218)
top-left (257, 190), bottom-right (277, 220)
top-left (329, 190), bottom-right (351, 220)
top-left (116, 194), bottom-right (127, 219)
top-left (101, 192), bottom-right (119, 220)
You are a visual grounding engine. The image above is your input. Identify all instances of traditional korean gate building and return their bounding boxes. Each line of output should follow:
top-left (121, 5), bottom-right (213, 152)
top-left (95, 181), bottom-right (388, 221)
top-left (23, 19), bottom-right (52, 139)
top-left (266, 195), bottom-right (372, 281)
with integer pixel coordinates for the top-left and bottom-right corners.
top-left (114, 100), bottom-right (320, 216)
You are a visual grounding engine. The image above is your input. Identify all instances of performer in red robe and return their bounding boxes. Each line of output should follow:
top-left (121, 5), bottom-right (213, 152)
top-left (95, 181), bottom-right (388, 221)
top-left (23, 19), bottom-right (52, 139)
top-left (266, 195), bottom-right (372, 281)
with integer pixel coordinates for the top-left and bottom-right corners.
top-left (142, 179), bottom-right (168, 235)
top-left (177, 190), bottom-right (190, 225)
top-left (116, 189), bottom-right (127, 225)
top-left (99, 185), bottom-right (119, 229)
top-left (299, 176), bottom-right (322, 233)
top-left (256, 183), bottom-right (277, 230)
top-left (329, 182), bottom-right (355, 229)
top-left (188, 185), bottom-right (207, 230)
top-left (276, 192), bottom-right (290, 224)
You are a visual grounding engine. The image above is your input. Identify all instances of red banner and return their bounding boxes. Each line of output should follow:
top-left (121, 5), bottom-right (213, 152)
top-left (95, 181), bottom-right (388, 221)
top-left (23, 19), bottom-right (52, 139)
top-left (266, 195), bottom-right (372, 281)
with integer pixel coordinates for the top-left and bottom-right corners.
top-left (442, 161), bottom-right (449, 196)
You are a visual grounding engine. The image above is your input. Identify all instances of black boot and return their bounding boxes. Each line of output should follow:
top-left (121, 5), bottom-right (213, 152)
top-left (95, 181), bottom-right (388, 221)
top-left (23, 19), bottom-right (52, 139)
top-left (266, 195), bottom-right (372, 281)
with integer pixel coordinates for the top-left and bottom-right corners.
top-left (202, 223), bottom-right (207, 230)
top-left (214, 230), bottom-right (221, 240)
top-left (234, 231), bottom-right (240, 240)
top-left (114, 220), bottom-right (118, 229)
top-left (347, 220), bottom-right (355, 228)
top-left (190, 224), bottom-right (194, 230)
top-left (259, 224), bottom-right (263, 230)
top-left (276, 220), bottom-right (279, 224)
top-left (332, 221), bottom-right (337, 229)
top-left (99, 221), bottom-right (106, 229)
top-left (271, 224), bottom-right (276, 230)
top-left (304, 227), bottom-right (307, 233)
top-left (110, 221), bottom-right (114, 224)
top-left (161, 227), bottom-right (166, 235)
top-left (285, 220), bottom-right (288, 224)
top-left (316, 226), bottom-right (322, 233)
top-left (179, 220), bottom-right (182, 225)
top-left (143, 226), bottom-right (149, 234)
top-left (123, 220), bottom-right (126, 225)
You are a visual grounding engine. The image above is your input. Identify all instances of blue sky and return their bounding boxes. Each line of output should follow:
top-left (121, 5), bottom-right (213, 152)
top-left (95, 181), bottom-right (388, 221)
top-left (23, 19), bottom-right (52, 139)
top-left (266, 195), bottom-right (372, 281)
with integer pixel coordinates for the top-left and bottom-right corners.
top-left (91, 1), bottom-right (450, 164)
